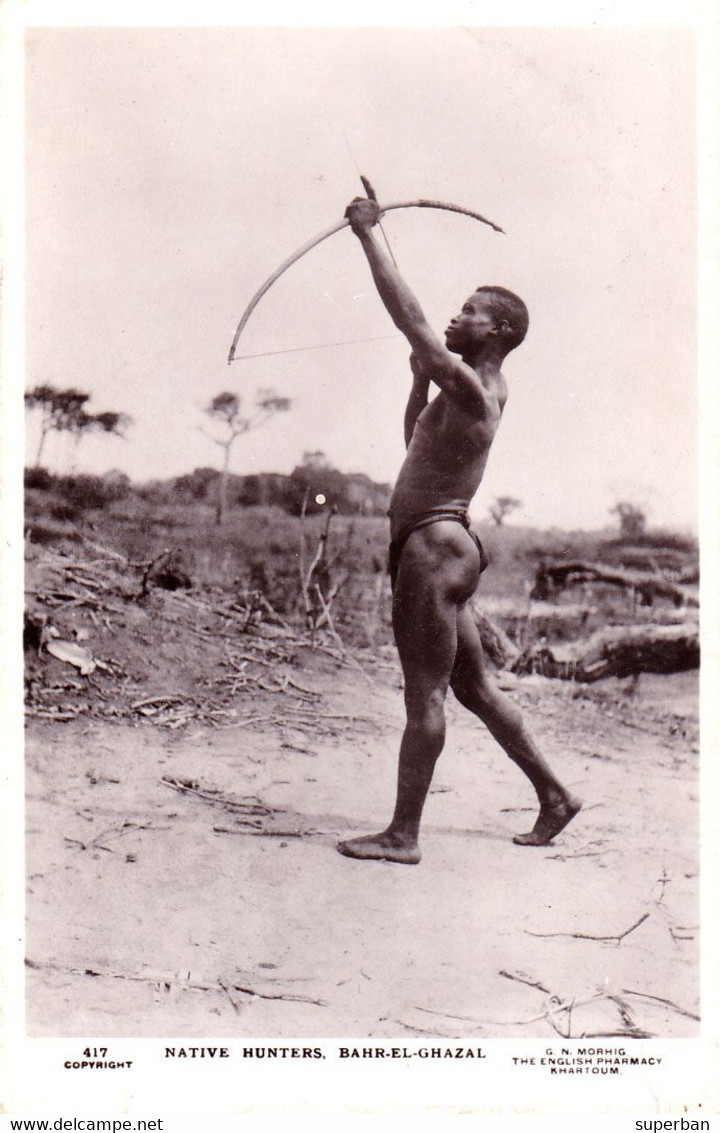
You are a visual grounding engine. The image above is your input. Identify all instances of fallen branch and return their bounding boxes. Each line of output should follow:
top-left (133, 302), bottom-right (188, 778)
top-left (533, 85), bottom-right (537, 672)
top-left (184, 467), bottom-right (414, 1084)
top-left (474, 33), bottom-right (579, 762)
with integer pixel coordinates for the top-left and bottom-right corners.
top-left (620, 988), bottom-right (700, 1022)
top-left (213, 825), bottom-right (320, 839)
top-left (27, 708), bottom-right (83, 721)
top-left (25, 958), bottom-right (326, 1007)
top-left (79, 536), bottom-right (128, 562)
top-left (532, 559), bottom-right (698, 608)
top-left (64, 821), bottom-right (149, 855)
top-left (217, 979), bottom-right (242, 1014)
top-left (546, 995), bottom-right (573, 1038)
top-left (257, 594), bottom-right (294, 632)
top-left (231, 984), bottom-right (327, 1007)
top-left (499, 969), bottom-right (551, 994)
top-left (471, 604), bottom-right (521, 670)
top-left (418, 988), bottom-right (657, 1039)
top-left (524, 911), bottom-right (650, 944)
top-left (286, 676), bottom-right (321, 696)
top-left (256, 675), bottom-right (289, 693)
top-left (65, 836), bottom-right (117, 854)
top-left (393, 1020), bottom-right (451, 1037)
top-left (215, 714), bottom-right (284, 730)
top-left (160, 776), bottom-right (278, 816)
top-left (229, 651), bottom-right (271, 669)
top-left (413, 1004), bottom-right (540, 1028)
top-left (140, 548), bottom-right (172, 597)
top-left (131, 695), bottom-right (189, 710)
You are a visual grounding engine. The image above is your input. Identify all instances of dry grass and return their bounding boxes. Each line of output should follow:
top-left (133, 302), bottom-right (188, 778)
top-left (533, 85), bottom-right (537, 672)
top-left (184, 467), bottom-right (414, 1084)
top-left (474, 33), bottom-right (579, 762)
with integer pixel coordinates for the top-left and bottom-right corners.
top-left (25, 490), bottom-right (697, 653)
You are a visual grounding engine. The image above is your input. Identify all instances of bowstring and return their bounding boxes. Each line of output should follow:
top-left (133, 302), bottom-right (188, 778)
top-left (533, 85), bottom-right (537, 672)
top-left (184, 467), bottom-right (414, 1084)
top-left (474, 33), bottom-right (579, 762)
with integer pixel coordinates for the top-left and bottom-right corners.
top-left (341, 133), bottom-right (399, 268)
top-left (231, 332), bottom-right (401, 362)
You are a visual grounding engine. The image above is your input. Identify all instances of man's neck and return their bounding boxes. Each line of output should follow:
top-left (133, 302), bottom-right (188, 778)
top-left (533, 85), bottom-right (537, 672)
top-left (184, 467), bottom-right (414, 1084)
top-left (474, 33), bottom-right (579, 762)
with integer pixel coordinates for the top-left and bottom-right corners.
top-left (461, 345), bottom-right (504, 374)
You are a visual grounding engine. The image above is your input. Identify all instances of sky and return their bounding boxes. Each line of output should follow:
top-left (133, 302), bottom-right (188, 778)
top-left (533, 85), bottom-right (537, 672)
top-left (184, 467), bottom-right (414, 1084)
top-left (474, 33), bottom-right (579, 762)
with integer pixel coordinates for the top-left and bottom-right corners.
top-left (23, 23), bottom-right (698, 531)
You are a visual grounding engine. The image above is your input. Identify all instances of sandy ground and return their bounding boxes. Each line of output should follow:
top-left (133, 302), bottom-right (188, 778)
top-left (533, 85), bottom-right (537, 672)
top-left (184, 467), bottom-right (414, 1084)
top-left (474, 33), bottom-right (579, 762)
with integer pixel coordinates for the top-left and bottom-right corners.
top-left (25, 661), bottom-right (699, 1040)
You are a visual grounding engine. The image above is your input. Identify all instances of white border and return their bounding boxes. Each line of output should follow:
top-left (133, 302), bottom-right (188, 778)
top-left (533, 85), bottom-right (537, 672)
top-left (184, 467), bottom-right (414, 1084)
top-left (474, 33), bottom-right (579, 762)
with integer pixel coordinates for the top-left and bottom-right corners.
top-left (2, 0), bottom-right (718, 1119)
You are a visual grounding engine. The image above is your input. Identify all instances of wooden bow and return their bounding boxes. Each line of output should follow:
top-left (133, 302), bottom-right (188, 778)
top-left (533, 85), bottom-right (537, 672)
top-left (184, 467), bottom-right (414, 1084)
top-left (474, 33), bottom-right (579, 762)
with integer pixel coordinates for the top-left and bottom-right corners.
top-left (227, 198), bottom-right (504, 364)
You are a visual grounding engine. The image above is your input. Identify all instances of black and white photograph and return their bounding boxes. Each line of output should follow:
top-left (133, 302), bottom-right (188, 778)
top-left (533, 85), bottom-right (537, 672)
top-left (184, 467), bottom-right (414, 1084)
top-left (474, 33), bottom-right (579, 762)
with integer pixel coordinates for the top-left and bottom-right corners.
top-left (4, 0), bottom-right (718, 1119)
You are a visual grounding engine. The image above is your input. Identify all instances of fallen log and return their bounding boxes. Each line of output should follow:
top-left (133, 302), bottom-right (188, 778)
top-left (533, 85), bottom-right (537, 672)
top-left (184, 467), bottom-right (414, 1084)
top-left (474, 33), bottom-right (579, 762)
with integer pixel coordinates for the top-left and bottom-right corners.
top-left (515, 622), bottom-right (699, 683)
top-left (532, 560), bottom-right (698, 608)
top-left (471, 603), bottom-right (520, 670)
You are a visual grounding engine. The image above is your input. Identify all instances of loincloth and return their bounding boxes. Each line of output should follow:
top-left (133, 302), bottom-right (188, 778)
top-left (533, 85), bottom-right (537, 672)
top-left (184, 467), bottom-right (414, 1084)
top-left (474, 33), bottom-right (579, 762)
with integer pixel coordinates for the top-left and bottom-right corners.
top-left (388, 509), bottom-right (489, 588)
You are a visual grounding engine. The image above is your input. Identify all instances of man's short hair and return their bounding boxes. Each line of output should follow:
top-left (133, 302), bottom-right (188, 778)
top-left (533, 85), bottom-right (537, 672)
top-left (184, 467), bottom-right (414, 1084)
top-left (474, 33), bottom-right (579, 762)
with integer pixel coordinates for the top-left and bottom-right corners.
top-left (475, 286), bottom-right (529, 354)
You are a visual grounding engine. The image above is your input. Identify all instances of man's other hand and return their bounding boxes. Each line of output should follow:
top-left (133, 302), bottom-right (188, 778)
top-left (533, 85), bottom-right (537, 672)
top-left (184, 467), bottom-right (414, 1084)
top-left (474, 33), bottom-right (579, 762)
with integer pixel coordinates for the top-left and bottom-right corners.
top-left (345, 196), bottom-right (383, 234)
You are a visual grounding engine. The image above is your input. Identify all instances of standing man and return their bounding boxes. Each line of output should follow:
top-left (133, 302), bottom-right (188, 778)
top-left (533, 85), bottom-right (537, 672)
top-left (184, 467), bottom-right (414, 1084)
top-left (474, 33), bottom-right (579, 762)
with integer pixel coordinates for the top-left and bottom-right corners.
top-left (338, 196), bottom-right (581, 865)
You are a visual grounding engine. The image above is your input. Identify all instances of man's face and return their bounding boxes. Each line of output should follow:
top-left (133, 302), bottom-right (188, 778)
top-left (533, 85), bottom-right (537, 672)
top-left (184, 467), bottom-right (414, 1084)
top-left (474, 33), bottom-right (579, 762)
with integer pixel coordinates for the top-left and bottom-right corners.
top-left (444, 294), bottom-right (497, 354)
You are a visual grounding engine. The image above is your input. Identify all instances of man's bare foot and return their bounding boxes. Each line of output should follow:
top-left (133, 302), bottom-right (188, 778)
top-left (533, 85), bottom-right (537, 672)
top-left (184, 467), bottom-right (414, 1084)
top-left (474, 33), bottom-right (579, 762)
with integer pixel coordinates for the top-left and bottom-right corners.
top-left (337, 831), bottom-right (421, 865)
top-left (512, 795), bottom-right (582, 846)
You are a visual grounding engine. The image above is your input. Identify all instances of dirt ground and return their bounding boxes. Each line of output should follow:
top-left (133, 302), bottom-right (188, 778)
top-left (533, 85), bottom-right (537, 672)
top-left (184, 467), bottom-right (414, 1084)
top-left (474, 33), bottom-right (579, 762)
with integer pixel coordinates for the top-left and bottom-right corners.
top-left (25, 650), bottom-right (699, 1040)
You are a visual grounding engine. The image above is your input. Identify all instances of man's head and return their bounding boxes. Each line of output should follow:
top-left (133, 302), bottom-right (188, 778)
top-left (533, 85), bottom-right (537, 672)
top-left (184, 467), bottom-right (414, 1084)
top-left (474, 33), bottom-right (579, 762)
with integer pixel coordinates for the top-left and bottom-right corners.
top-left (445, 287), bottom-right (529, 359)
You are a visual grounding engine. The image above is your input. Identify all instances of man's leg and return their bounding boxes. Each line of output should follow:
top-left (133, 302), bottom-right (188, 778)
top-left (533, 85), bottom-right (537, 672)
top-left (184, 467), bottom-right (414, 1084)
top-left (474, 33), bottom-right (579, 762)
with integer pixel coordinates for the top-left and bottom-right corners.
top-left (338, 524), bottom-right (478, 864)
top-left (450, 606), bottom-right (581, 845)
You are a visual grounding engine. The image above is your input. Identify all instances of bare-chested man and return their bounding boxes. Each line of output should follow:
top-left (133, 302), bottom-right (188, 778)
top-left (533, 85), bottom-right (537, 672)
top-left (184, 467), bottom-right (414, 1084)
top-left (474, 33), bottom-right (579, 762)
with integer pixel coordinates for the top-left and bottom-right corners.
top-left (337, 196), bottom-right (581, 865)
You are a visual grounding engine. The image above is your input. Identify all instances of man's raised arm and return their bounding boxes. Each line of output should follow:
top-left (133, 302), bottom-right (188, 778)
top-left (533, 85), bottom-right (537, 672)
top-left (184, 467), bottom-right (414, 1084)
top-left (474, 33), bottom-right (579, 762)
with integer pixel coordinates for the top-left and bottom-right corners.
top-left (345, 198), bottom-right (445, 357)
top-left (345, 198), bottom-right (490, 415)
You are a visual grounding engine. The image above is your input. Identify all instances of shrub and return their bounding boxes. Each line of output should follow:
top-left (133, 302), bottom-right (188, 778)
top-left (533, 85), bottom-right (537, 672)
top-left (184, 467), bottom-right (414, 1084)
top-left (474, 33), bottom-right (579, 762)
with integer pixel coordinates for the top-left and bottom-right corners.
top-left (24, 466), bottom-right (55, 490)
top-left (55, 474), bottom-right (115, 511)
top-left (50, 501), bottom-right (81, 523)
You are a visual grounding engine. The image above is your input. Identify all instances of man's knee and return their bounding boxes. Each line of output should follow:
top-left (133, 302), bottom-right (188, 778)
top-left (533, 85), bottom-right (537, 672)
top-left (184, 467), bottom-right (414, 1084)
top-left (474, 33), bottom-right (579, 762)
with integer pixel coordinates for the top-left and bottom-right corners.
top-left (404, 686), bottom-right (446, 733)
top-left (451, 671), bottom-right (493, 714)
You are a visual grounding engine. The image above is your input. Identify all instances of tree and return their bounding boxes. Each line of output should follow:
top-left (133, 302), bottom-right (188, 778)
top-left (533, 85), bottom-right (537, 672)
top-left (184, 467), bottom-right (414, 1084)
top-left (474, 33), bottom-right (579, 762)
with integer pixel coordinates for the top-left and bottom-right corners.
top-left (24, 385), bottom-right (57, 465)
top-left (302, 450), bottom-right (330, 470)
top-left (24, 385), bottom-right (133, 468)
top-left (66, 408), bottom-right (133, 468)
top-left (172, 467), bottom-right (219, 503)
top-left (286, 452), bottom-right (346, 516)
top-left (91, 411), bottom-right (133, 438)
top-left (610, 501), bottom-right (647, 540)
top-left (25, 386), bottom-right (89, 466)
top-left (488, 495), bottom-right (522, 526)
top-left (203, 388), bottom-right (291, 524)
top-left (65, 407), bottom-right (94, 467)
